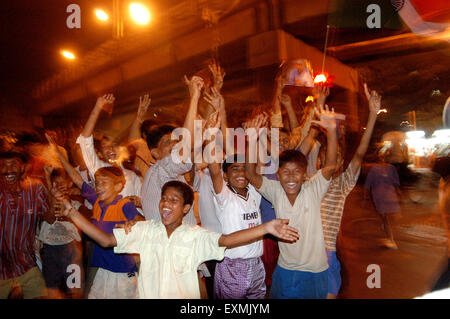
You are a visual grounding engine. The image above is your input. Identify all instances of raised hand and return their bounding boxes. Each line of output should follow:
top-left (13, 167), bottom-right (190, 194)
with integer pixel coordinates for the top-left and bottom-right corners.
top-left (364, 83), bottom-right (381, 114)
top-left (242, 112), bottom-right (269, 132)
top-left (280, 94), bottom-right (292, 106)
top-left (312, 104), bottom-right (337, 131)
top-left (265, 219), bottom-right (299, 242)
top-left (208, 61), bottom-right (226, 91)
top-left (95, 94), bottom-right (115, 111)
top-left (313, 83), bottom-right (330, 108)
top-left (203, 86), bottom-right (223, 112)
top-left (137, 94), bottom-right (151, 122)
top-left (184, 75), bottom-right (204, 99)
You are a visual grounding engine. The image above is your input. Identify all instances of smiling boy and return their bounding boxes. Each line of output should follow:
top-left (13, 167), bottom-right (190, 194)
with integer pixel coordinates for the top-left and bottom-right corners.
top-left (208, 154), bottom-right (265, 299)
top-left (53, 180), bottom-right (299, 299)
top-left (245, 107), bottom-right (338, 299)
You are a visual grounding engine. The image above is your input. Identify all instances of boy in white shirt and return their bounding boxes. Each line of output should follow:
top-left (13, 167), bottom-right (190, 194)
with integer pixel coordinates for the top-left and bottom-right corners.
top-left (208, 154), bottom-right (265, 299)
top-left (76, 94), bottom-right (143, 199)
top-left (53, 180), bottom-right (299, 299)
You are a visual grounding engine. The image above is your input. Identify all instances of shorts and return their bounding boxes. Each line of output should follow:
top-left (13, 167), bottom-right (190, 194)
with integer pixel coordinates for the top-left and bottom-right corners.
top-left (270, 265), bottom-right (328, 299)
top-left (0, 267), bottom-right (47, 299)
top-left (88, 268), bottom-right (138, 299)
top-left (41, 241), bottom-right (83, 294)
top-left (214, 257), bottom-right (266, 299)
top-left (326, 250), bottom-right (342, 296)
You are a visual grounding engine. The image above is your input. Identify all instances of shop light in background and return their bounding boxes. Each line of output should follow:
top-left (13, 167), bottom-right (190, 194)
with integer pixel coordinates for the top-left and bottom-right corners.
top-left (377, 108), bottom-right (387, 114)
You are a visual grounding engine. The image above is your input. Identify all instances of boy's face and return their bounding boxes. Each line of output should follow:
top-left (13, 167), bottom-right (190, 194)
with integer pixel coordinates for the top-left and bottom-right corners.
top-left (277, 161), bottom-right (306, 197)
top-left (279, 131), bottom-right (290, 153)
top-left (94, 174), bottom-right (122, 203)
top-left (100, 139), bottom-right (119, 163)
top-left (224, 163), bottom-right (249, 191)
top-left (52, 175), bottom-right (73, 196)
top-left (159, 187), bottom-right (190, 226)
top-left (151, 133), bottom-right (177, 160)
top-left (0, 158), bottom-right (24, 187)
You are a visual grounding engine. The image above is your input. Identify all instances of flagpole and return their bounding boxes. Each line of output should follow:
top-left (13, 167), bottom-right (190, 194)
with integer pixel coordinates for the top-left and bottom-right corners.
top-left (321, 25), bottom-right (330, 74)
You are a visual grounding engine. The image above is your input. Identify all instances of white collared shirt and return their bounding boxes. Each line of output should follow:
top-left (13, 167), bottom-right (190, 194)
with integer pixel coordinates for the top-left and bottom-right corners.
top-left (114, 220), bottom-right (225, 299)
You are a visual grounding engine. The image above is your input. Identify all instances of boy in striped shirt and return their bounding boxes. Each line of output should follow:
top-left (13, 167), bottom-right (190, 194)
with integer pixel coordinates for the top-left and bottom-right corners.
top-left (320, 84), bottom-right (382, 298)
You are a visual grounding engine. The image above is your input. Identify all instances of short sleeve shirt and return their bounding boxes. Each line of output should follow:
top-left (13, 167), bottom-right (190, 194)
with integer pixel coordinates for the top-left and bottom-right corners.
top-left (114, 221), bottom-right (225, 298)
top-left (213, 183), bottom-right (262, 259)
top-left (257, 171), bottom-right (330, 272)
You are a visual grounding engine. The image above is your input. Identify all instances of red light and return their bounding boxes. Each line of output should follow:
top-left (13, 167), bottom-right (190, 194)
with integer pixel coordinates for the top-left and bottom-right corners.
top-left (314, 74), bottom-right (327, 84)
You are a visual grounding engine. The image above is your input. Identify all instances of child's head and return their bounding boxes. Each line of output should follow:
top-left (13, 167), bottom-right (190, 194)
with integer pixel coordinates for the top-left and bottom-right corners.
top-left (50, 168), bottom-right (73, 195)
top-left (222, 154), bottom-right (248, 191)
top-left (278, 128), bottom-right (291, 153)
top-left (94, 135), bottom-right (119, 164)
top-left (276, 150), bottom-right (308, 197)
top-left (145, 124), bottom-right (177, 160)
top-left (160, 181), bottom-right (194, 226)
top-left (94, 167), bottom-right (125, 203)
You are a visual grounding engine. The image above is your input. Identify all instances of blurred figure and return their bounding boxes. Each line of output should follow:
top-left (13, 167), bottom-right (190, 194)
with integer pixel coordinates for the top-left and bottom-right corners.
top-left (431, 156), bottom-right (450, 291)
top-left (364, 152), bottom-right (402, 249)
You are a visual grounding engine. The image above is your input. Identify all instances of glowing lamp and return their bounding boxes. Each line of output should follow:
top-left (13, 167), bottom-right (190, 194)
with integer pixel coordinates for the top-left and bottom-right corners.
top-left (95, 9), bottom-right (109, 21)
top-left (61, 50), bottom-right (75, 60)
top-left (314, 74), bottom-right (327, 84)
top-left (377, 109), bottom-right (387, 114)
top-left (129, 3), bottom-right (151, 25)
top-left (305, 96), bottom-right (315, 103)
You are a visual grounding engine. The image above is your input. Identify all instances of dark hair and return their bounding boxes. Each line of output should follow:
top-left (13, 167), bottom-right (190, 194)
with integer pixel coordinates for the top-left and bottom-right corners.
top-left (433, 156), bottom-right (450, 180)
top-left (94, 166), bottom-right (126, 191)
top-left (279, 149), bottom-right (307, 170)
top-left (222, 153), bottom-right (245, 173)
top-left (161, 180), bottom-right (194, 206)
top-left (145, 124), bottom-right (176, 149)
top-left (140, 119), bottom-right (157, 138)
top-left (0, 150), bottom-right (29, 164)
top-left (50, 168), bottom-right (70, 182)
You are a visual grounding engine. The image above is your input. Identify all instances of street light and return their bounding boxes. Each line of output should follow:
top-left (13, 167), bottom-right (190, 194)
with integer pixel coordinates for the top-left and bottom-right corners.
top-left (95, 9), bottom-right (109, 21)
top-left (61, 50), bottom-right (76, 60)
top-left (129, 2), bottom-right (151, 25)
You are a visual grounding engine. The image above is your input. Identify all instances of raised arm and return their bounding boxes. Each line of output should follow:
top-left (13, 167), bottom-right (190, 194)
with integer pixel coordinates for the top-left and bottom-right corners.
top-left (280, 94), bottom-right (300, 130)
top-left (271, 76), bottom-right (284, 128)
top-left (55, 192), bottom-right (116, 248)
top-left (128, 94), bottom-right (151, 141)
top-left (351, 84), bottom-right (380, 174)
top-left (243, 114), bottom-right (268, 189)
top-left (183, 75), bottom-right (204, 148)
top-left (312, 105), bottom-right (338, 180)
top-left (82, 94), bottom-right (115, 138)
top-left (218, 219), bottom-right (299, 248)
top-left (46, 133), bottom-right (83, 189)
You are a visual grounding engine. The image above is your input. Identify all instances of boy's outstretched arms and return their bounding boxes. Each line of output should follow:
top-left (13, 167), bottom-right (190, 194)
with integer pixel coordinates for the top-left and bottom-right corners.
top-left (350, 83), bottom-right (381, 174)
top-left (52, 188), bottom-right (117, 248)
top-left (218, 219), bottom-right (299, 249)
